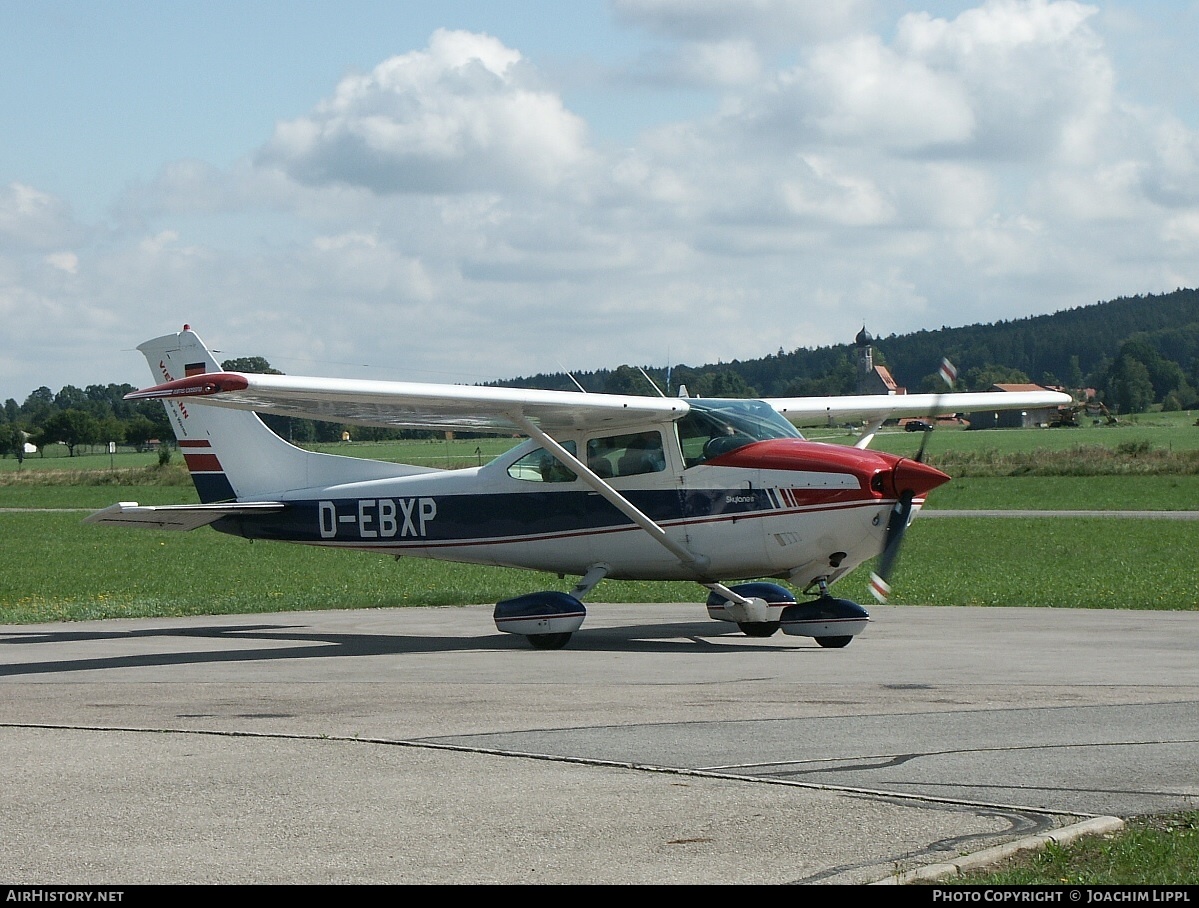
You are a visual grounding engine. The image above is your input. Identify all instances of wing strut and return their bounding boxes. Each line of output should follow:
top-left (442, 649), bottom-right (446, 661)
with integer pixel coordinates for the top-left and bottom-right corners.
top-left (854, 417), bottom-right (887, 449)
top-left (509, 412), bottom-right (712, 576)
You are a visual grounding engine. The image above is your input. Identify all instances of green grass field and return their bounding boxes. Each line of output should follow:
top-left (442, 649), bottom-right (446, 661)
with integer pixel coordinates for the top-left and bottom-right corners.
top-left (3, 418), bottom-right (1197, 623)
top-left (8, 408), bottom-right (1195, 474)
top-left (947, 812), bottom-right (1199, 886)
top-left (4, 470), bottom-right (1197, 511)
top-left (0, 436), bottom-right (522, 473)
top-left (3, 417), bottom-right (1198, 885)
top-left (3, 509), bottom-right (1193, 626)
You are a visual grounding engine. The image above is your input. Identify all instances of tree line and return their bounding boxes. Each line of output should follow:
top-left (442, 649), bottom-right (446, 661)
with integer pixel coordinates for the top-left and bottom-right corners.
top-left (5, 289), bottom-right (1198, 459)
top-left (0, 383), bottom-right (170, 461)
top-left (500, 288), bottom-right (1199, 414)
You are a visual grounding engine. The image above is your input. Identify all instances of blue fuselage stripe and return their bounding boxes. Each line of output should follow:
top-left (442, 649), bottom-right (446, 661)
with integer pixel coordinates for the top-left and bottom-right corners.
top-left (192, 472), bottom-right (237, 503)
top-left (213, 488), bottom-right (792, 546)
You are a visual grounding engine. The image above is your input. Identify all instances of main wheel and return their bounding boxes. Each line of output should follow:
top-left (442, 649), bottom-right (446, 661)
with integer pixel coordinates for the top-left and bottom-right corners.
top-left (815, 635), bottom-right (853, 648)
top-left (738, 621), bottom-right (781, 638)
top-left (526, 632), bottom-right (572, 650)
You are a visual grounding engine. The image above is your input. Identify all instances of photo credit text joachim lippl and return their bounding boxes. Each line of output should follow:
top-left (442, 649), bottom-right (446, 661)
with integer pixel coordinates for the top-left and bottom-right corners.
top-left (930, 890), bottom-right (1192, 903)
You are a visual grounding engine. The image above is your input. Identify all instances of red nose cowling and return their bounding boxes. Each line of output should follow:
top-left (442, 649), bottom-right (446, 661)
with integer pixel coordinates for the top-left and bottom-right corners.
top-left (891, 456), bottom-right (951, 499)
top-left (706, 439), bottom-right (950, 500)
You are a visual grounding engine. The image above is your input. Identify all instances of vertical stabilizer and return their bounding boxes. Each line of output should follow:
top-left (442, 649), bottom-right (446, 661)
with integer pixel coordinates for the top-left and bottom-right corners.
top-left (138, 325), bottom-right (425, 502)
top-left (138, 327), bottom-right (321, 502)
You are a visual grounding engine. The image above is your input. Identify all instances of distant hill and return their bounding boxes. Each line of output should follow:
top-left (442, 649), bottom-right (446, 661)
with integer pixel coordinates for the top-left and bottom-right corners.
top-left (6, 289), bottom-right (1198, 459)
top-left (500, 288), bottom-right (1199, 411)
top-left (844, 288), bottom-right (1199, 395)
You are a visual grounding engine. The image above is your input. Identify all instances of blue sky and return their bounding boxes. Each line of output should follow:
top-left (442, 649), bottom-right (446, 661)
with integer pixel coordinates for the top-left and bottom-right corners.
top-left (2, 0), bottom-right (1198, 398)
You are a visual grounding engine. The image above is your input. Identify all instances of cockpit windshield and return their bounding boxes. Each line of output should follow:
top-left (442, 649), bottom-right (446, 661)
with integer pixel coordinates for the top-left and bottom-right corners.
top-left (692, 399), bottom-right (802, 440)
top-left (676, 399), bottom-right (803, 467)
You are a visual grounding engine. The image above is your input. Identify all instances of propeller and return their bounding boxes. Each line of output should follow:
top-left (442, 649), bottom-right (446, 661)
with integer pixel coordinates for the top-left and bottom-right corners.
top-left (913, 420), bottom-right (933, 463)
top-left (869, 490), bottom-right (912, 603)
top-left (869, 358), bottom-right (956, 604)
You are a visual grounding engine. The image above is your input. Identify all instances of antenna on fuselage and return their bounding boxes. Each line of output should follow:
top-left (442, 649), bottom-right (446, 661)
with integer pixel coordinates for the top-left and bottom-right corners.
top-left (555, 359), bottom-right (589, 393)
top-left (637, 366), bottom-right (667, 398)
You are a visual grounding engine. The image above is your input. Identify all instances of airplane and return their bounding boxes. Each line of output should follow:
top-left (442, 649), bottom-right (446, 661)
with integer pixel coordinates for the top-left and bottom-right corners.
top-left (86, 326), bottom-right (1071, 650)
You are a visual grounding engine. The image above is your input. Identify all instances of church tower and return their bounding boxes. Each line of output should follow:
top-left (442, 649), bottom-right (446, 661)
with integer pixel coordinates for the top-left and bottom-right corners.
top-left (854, 326), bottom-right (903, 395)
top-left (854, 326), bottom-right (874, 393)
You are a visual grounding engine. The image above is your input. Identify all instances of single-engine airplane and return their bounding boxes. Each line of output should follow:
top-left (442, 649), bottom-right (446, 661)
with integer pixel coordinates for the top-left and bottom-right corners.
top-left (87, 327), bottom-right (1070, 649)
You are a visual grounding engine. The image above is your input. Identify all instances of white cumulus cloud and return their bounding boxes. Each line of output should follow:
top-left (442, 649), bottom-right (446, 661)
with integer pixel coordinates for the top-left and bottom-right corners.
top-left (258, 29), bottom-right (593, 195)
top-left (0, 183), bottom-right (85, 250)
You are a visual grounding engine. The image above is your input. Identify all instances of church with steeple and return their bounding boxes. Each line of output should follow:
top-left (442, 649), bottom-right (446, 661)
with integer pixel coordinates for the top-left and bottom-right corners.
top-left (854, 326), bottom-right (905, 396)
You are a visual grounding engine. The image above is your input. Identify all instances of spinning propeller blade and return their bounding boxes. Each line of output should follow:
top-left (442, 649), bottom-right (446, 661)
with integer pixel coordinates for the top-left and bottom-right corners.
top-left (914, 423), bottom-right (933, 464)
top-left (868, 410), bottom-right (949, 602)
top-left (913, 357), bottom-right (954, 465)
top-left (869, 490), bottom-right (913, 603)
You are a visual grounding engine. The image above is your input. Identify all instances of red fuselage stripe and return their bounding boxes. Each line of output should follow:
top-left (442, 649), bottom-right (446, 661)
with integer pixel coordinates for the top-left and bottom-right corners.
top-left (183, 453), bottom-right (222, 472)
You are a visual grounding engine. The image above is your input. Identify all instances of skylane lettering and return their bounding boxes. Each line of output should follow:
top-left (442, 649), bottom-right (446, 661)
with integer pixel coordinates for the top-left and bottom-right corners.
top-left (318, 498), bottom-right (437, 539)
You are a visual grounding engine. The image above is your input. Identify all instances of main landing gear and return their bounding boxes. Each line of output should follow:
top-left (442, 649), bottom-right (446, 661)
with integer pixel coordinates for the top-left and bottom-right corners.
top-left (493, 591), bottom-right (587, 650)
top-left (493, 566), bottom-right (606, 649)
top-left (494, 579), bottom-right (869, 651)
top-left (526, 632), bottom-right (574, 650)
top-left (737, 621), bottom-right (780, 638)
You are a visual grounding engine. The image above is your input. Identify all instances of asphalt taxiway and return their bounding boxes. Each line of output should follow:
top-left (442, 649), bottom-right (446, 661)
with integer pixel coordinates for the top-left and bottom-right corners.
top-left (1, 603), bottom-right (1196, 885)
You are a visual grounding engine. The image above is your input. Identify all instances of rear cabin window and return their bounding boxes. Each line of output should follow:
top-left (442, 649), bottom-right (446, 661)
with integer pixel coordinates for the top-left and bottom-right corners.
top-left (586, 431), bottom-right (665, 478)
top-left (507, 442), bottom-right (578, 483)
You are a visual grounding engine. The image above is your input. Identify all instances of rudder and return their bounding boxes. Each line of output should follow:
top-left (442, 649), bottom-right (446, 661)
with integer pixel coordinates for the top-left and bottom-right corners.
top-left (139, 327), bottom-right (317, 502)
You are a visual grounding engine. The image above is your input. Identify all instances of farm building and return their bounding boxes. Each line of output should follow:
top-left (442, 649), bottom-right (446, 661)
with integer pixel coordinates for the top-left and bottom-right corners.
top-left (966, 383), bottom-right (1063, 429)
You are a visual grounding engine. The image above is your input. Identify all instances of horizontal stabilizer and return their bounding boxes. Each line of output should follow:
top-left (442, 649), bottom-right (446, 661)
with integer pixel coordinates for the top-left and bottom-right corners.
top-left (83, 501), bottom-right (285, 531)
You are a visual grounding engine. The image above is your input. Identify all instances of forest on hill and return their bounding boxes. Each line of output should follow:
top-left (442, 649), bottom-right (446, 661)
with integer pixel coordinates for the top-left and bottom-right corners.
top-left (502, 288), bottom-right (1199, 415)
top-left (4, 288), bottom-right (1198, 455)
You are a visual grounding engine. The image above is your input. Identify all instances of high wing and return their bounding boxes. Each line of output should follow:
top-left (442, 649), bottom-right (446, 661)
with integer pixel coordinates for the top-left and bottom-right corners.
top-left (125, 371), bottom-right (689, 434)
top-left (767, 389), bottom-right (1073, 425)
top-left (126, 371), bottom-right (1071, 437)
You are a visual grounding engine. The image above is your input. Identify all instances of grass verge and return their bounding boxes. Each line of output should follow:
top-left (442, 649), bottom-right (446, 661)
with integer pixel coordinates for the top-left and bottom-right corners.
top-left (2, 511), bottom-right (1195, 624)
top-left (944, 812), bottom-right (1199, 885)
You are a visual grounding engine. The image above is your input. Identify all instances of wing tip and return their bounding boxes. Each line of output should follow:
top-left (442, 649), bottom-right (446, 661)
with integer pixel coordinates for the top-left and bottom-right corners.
top-left (124, 373), bottom-right (250, 401)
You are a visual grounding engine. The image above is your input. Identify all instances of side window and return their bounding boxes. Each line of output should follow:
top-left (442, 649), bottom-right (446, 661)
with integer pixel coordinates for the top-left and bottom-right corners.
top-left (507, 441), bottom-right (577, 483)
top-left (587, 431), bottom-right (665, 478)
top-left (675, 411), bottom-right (752, 467)
top-left (676, 413), bottom-right (711, 467)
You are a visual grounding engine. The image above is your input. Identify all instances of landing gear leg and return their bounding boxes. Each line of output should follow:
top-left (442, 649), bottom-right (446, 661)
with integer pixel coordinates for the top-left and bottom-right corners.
top-left (779, 580), bottom-right (871, 646)
top-left (811, 579), bottom-right (850, 647)
top-left (705, 583), bottom-right (792, 637)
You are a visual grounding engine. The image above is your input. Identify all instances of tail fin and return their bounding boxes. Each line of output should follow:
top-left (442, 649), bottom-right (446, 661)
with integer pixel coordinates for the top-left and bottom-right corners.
top-left (139, 326), bottom-right (412, 502)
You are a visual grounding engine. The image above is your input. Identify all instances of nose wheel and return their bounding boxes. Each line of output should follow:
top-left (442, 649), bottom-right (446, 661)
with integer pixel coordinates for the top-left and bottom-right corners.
top-left (737, 622), bottom-right (780, 638)
top-left (815, 635), bottom-right (853, 648)
top-left (526, 632), bottom-right (573, 650)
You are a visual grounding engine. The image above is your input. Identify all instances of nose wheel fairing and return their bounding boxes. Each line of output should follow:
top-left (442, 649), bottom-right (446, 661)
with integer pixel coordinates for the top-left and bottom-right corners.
top-left (778, 596), bottom-right (870, 639)
top-left (705, 582), bottom-right (870, 644)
